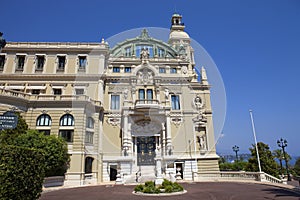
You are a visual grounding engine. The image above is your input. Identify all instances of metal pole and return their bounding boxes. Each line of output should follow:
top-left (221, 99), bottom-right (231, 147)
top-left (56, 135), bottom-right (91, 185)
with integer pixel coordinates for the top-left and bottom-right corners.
top-left (282, 146), bottom-right (291, 181)
top-left (249, 110), bottom-right (262, 173)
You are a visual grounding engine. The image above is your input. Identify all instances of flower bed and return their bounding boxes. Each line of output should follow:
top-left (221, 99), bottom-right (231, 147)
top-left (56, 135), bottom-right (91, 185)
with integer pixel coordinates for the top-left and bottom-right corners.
top-left (134, 179), bottom-right (184, 194)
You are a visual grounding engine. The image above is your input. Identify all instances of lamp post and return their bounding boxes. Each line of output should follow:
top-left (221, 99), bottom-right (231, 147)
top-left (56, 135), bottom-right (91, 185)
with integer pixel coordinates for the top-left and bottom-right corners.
top-left (277, 138), bottom-right (291, 181)
top-left (232, 145), bottom-right (239, 162)
top-left (0, 32), bottom-right (6, 52)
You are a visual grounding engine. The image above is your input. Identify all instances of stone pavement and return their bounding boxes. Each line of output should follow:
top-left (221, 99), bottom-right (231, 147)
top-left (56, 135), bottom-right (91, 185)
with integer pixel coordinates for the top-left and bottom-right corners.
top-left (40, 182), bottom-right (300, 200)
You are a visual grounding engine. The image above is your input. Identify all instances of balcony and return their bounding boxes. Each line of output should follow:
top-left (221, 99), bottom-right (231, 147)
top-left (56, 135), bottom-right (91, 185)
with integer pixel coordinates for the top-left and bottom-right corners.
top-left (0, 88), bottom-right (102, 108)
top-left (134, 99), bottom-right (160, 110)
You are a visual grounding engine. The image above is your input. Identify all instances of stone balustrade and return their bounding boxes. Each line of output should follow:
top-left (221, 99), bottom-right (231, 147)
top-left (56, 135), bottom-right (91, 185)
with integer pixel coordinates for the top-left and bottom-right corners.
top-left (197, 171), bottom-right (283, 184)
top-left (0, 88), bottom-right (101, 106)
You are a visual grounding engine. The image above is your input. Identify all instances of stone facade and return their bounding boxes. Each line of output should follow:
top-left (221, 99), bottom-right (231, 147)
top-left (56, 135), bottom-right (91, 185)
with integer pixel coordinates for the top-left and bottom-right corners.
top-left (0, 14), bottom-right (219, 185)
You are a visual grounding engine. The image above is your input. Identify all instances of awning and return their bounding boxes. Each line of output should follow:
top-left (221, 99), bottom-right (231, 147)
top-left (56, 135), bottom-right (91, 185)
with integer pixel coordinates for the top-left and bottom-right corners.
top-left (26, 86), bottom-right (47, 90)
top-left (6, 86), bottom-right (25, 90)
top-left (52, 86), bottom-right (64, 89)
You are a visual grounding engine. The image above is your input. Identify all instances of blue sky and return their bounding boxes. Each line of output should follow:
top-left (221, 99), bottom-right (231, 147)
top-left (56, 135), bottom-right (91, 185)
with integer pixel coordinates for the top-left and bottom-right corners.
top-left (1, 0), bottom-right (300, 156)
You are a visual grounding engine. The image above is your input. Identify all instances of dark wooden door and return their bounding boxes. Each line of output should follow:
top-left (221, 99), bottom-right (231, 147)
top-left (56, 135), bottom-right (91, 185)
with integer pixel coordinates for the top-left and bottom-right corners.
top-left (137, 136), bottom-right (156, 166)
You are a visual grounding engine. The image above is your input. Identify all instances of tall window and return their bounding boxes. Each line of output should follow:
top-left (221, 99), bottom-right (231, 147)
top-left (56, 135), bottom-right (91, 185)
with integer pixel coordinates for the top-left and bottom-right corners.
top-left (57, 56), bottom-right (66, 70)
top-left (147, 89), bottom-right (153, 100)
top-left (110, 95), bottom-right (120, 110)
top-left (86, 117), bottom-right (94, 129)
top-left (139, 89), bottom-right (153, 100)
top-left (125, 47), bottom-right (131, 57)
top-left (16, 55), bottom-right (25, 70)
top-left (0, 55), bottom-right (5, 70)
top-left (136, 45), bottom-right (153, 57)
top-left (36, 114), bottom-right (52, 126)
top-left (138, 89), bottom-right (145, 100)
top-left (171, 95), bottom-right (180, 110)
top-left (158, 48), bottom-right (165, 57)
top-left (85, 131), bottom-right (94, 144)
top-left (60, 114), bottom-right (74, 126)
top-left (36, 55), bottom-right (45, 70)
top-left (85, 157), bottom-right (94, 173)
top-left (59, 130), bottom-right (73, 142)
top-left (78, 56), bottom-right (87, 70)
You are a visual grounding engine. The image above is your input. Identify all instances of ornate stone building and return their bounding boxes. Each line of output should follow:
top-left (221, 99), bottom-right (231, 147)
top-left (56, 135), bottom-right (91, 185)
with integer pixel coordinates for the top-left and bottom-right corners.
top-left (0, 14), bottom-right (219, 185)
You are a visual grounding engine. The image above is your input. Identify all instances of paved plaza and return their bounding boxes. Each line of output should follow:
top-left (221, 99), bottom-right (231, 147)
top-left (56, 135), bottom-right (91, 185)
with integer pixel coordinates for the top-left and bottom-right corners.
top-left (40, 182), bottom-right (300, 200)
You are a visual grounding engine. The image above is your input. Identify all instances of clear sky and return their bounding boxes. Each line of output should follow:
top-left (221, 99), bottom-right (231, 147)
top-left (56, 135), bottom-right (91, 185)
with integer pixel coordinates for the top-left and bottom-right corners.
top-left (1, 0), bottom-right (300, 156)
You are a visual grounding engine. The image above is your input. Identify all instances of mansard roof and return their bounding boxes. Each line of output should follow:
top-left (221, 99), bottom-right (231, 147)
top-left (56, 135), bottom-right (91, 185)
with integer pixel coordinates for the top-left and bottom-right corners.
top-left (110, 29), bottom-right (178, 58)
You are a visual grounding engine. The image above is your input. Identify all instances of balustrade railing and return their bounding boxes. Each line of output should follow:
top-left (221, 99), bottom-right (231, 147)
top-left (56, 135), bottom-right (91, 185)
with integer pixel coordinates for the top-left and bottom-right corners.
top-left (197, 171), bottom-right (283, 184)
top-left (0, 88), bottom-right (101, 106)
top-left (135, 99), bottom-right (160, 109)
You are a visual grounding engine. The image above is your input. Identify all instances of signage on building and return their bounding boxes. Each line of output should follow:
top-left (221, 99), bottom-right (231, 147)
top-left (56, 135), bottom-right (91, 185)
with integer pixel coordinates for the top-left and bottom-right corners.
top-left (0, 111), bottom-right (18, 130)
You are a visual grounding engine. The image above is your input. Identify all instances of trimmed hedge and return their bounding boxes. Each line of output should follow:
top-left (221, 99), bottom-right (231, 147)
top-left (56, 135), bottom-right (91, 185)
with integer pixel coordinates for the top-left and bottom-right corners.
top-left (0, 145), bottom-right (45, 200)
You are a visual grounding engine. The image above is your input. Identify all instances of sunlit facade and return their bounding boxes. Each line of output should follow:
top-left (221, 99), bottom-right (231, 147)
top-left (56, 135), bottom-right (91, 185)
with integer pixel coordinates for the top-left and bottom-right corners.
top-left (0, 14), bottom-right (219, 185)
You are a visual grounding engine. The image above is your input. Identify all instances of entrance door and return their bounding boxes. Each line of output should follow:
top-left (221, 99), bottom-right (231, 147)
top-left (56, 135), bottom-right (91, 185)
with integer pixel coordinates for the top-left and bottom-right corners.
top-left (109, 165), bottom-right (117, 181)
top-left (137, 136), bottom-right (156, 166)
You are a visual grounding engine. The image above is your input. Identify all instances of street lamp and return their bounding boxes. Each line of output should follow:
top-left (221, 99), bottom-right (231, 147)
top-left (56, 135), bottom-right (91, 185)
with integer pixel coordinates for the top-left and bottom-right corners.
top-left (0, 32), bottom-right (6, 52)
top-left (232, 145), bottom-right (239, 162)
top-left (277, 138), bottom-right (291, 181)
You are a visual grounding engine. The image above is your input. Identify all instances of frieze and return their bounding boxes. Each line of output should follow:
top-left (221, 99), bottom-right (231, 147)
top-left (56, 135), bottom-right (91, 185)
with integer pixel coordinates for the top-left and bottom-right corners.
top-left (108, 86), bottom-right (131, 93)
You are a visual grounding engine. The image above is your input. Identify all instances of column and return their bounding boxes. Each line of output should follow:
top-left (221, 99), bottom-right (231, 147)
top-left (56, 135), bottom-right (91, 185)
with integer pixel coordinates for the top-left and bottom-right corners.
top-left (162, 123), bottom-right (166, 155)
top-left (98, 80), bottom-right (104, 102)
top-left (122, 114), bottom-right (131, 156)
top-left (166, 114), bottom-right (172, 155)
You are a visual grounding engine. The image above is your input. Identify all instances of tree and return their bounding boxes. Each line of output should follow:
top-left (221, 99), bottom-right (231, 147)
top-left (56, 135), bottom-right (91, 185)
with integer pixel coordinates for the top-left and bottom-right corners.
top-left (219, 161), bottom-right (248, 171)
top-left (0, 145), bottom-right (45, 200)
top-left (246, 142), bottom-right (279, 178)
top-left (273, 149), bottom-right (291, 175)
top-left (294, 157), bottom-right (300, 176)
top-left (13, 130), bottom-right (70, 176)
top-left (0, 113), bottom-right (70, 176)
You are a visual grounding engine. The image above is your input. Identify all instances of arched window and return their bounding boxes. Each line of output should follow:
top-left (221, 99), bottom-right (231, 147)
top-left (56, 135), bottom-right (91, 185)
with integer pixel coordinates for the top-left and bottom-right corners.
top-left (86, 117), bottom-right (94, 129)
top-left (36, 114), bottom-right (52, 126)
top-left (60, 114), bottom-right (74, 126)
top-left (85, 157), bottom-right (94, 174)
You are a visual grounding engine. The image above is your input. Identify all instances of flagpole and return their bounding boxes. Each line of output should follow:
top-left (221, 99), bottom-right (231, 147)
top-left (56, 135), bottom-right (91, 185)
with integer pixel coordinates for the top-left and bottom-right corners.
top-left (249, 110), bottom-right (262, 173)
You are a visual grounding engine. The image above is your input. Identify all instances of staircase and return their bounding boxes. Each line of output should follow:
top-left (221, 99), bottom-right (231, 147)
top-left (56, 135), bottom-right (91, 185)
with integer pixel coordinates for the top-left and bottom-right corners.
top-left (123, 165), bottom-right (156, 184)
top-left (139, 166), bottom-right (156, 182)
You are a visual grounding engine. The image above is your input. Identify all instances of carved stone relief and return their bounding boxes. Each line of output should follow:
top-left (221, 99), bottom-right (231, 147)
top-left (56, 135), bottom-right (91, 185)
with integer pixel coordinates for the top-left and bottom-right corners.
top-left (131, 120), bottom-right (162, 136)
top-left (137, 68), bottom-right (154, 85)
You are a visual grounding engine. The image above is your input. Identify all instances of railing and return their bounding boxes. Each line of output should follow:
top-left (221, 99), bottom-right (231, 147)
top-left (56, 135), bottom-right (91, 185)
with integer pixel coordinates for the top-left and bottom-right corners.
top-left (43, 176), bottom-right (64, 188)
top-left (264, 173), bottom-right (282, 184)
top-left (135, 99), bottom-right (160, 109)
top-left (0, 88), bottom-right (101, 106)
top-left (197, 171), bottom-right (283, 184)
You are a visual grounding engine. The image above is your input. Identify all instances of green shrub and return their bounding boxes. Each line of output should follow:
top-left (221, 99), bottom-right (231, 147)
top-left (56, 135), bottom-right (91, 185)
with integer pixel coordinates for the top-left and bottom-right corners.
top-left (162, 179), bottom-right (172, 187)
top-left (172, 182), bottom-right (184, 192)
top-left (145, 181), bottom-right (155, 188)
top-left (134, 179), bottom-right (184, 194)
top-left (164, 185), bottom-right (173, 193)
top-left (134, 184), bottom-right (144, 192)
top-left (0, 145), bottom-right (45, 200)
